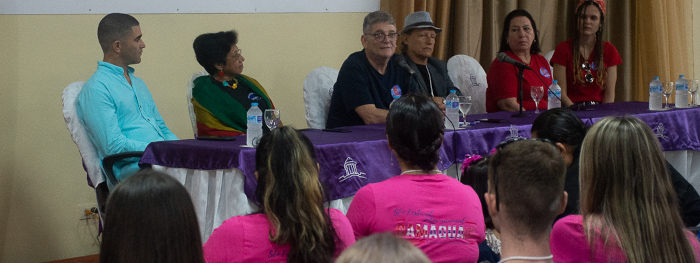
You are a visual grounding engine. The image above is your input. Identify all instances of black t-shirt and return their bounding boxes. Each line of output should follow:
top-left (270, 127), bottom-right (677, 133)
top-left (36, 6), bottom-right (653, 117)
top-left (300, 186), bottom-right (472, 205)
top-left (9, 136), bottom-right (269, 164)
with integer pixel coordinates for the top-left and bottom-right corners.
top-left (326, 50), bottom-right (416, 128)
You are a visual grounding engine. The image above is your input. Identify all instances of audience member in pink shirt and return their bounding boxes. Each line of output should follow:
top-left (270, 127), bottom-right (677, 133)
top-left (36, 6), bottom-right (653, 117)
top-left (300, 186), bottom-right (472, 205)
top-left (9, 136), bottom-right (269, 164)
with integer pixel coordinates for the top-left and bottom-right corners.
top-left (484, 139), bottom-right (567, 263)
top-left (550, 116), bottom-right (700, 262)
top-left (203, 126), bottom-right (356, 263)
top-left (346, 94), bottom-right (485, 263)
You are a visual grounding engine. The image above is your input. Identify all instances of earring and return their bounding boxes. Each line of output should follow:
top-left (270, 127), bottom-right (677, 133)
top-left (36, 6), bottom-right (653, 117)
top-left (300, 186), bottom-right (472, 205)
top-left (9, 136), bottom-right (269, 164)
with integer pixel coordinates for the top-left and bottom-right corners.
top-left (390, 154), bottom-right (394, 166)
top-left (218, 71), bottom-right (224, 78)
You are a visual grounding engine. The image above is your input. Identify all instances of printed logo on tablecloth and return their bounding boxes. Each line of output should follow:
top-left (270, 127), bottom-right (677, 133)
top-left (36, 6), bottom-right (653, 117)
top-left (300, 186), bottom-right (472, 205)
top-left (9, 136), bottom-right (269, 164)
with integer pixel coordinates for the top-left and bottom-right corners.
top-left (505, 125), bottom-right (525, 141)
top-left (339, 157), bottom-right (367, 182)
top-left (654, 123), bottom-right (670, 141)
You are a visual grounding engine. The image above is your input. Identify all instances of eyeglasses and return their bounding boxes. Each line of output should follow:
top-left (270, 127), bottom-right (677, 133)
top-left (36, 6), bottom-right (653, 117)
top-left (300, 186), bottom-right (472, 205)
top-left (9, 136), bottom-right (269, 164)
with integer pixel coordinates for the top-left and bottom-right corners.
top-left (582, 62), bottom-right (594, 83)
top-left (229, 49), bottom-right (243, 61)
top-left (366, 32), bottom-right (398, 41)
top-left (491, 138), bottom-right (556, 211)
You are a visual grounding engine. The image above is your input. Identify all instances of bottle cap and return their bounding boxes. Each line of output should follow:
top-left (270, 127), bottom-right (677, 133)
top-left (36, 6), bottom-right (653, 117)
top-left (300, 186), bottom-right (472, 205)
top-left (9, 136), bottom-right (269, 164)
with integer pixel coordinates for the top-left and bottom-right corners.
top-left (251, 103), bottom-right (258, 106)
top-left (654, 76), bottom-right (659, 80)
top-left (450, 90), bottom-right (456, 93)
top-left (680, 75), bottom-right (685, 78)
top-left (552, 80), bottom-right (558, 84)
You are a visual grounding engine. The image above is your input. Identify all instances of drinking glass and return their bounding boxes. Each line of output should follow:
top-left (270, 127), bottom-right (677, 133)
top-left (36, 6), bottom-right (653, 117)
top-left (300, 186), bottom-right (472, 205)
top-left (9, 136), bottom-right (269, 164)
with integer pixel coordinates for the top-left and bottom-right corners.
top-left (530, 86), bottom-right (544, 114)
top-left (264, 109), bottom-right (280, 130)
top-left (690, 80), bottom-right (699, 107)
top-left (662, 81), bottom-right (674, 109)
top-left (458, 96), bottom-right (472, 127)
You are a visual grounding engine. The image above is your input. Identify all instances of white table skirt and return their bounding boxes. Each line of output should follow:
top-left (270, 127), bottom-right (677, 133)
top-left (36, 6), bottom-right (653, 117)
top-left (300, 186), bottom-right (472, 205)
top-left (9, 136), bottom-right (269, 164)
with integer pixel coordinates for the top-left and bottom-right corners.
top-left (152, 165), bottom-right (354, 242)
top-left (155, 150), bottom-right (698, 242)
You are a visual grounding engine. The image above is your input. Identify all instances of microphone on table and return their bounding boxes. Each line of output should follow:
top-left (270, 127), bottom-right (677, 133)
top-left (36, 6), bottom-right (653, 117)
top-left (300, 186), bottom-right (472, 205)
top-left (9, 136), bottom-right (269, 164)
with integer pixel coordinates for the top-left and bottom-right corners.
top-left (394, 55), bottom-right (417, 98)
top-left (498, 52), bottom-right (563, 106)
top-left (396, 55), bottom-right (415, 75)
top-left (497, 52), bottom-right (532, 70)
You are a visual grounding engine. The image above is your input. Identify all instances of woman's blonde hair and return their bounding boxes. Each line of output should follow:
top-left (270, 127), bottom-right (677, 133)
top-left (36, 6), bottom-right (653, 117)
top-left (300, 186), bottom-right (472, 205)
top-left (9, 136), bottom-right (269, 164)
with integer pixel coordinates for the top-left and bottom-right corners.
top-left (335, 233), bottom-right (431, 263)
top-left (254, 126), bottom-right (337, 263)
top-left (579, 116), bottom-right (695, 262)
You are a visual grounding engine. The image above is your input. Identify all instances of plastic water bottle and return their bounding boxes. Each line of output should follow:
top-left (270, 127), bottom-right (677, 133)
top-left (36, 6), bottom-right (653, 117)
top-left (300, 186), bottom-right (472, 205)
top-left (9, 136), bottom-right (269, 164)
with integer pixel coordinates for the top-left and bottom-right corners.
top-left (676, 75), bottom-right (689, 108)
top-left (246, 103), bottom-right (263, 146)
top-left (445, 90), bottom-right (459, 129)
top-left (548, 80), bottom-right (561, 109)
top-left (649, 76), bottom-right (663, 110)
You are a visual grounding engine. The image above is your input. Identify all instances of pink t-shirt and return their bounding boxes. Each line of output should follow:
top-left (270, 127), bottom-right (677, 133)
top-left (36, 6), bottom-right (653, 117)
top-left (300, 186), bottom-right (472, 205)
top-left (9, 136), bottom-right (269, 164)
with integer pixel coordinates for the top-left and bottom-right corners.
top-left (551, 215), bottom-right (700, 263)
top-left (346, 174), bottom-right (485, 263)
top-left (203, 208), bottom-right (355, 263)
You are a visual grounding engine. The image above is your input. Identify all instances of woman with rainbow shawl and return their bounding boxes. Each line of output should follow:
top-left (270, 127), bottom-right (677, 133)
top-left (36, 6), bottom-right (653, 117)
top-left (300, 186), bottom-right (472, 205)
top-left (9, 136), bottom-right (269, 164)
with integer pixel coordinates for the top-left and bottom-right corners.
top-left (192, 30), bottom-right (274, 137)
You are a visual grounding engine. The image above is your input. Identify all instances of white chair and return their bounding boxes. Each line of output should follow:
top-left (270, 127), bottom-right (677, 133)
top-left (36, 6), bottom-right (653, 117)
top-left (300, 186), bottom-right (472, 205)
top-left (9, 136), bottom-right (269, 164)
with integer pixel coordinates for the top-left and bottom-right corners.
top-left (447, 55), bottom-right (488, 114)
top-left (187, 70), bottom-right (209, 137)
top-left (62, 81), bottom-right (110, 222)
top-left (544, 50), bottom-right (555, 76)
top-left (303, 66), bottom-right (339, 129)
top-left (63, 81), bottom-right (144, 220)
top-left (63, 81), bottom-right (104, 189)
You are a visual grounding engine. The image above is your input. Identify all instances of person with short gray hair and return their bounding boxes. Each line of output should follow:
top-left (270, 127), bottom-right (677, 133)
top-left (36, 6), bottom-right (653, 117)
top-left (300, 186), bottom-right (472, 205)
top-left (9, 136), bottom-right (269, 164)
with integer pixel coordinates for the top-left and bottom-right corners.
top-left (326, 11), bottom-right (418, 128)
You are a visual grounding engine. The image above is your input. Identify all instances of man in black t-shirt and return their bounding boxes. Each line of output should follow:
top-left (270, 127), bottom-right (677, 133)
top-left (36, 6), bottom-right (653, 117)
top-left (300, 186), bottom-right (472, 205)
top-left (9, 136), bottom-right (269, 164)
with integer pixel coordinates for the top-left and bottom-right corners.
top-left (326, 11), bottom-right (416, 129)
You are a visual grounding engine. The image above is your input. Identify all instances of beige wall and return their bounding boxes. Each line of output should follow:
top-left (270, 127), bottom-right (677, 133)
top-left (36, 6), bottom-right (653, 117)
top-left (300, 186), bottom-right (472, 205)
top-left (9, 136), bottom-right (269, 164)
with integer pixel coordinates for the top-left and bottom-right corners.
top-left (3, 3), bottom-right (700, 261)
top-left (0, 12), bottom-right (366, 262)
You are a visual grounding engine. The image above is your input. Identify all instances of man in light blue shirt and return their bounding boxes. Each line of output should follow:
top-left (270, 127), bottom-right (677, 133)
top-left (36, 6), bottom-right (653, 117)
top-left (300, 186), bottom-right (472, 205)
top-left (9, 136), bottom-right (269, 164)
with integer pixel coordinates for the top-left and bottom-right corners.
top-left (78, 13), bottom-right (178, 183)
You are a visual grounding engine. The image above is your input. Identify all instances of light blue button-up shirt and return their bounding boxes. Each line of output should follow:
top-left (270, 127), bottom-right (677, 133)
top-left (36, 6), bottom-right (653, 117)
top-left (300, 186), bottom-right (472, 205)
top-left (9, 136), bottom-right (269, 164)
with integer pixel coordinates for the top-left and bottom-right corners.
top-left (78, 61), bottom-right (178, 181)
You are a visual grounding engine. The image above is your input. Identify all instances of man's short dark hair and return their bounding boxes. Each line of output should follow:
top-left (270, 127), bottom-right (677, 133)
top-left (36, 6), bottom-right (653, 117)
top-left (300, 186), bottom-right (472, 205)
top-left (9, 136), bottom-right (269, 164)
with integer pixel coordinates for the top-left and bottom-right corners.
top-left (98, 13), bottom-right (140, 53)
top-left (489, 140), bottom-right (566, 237)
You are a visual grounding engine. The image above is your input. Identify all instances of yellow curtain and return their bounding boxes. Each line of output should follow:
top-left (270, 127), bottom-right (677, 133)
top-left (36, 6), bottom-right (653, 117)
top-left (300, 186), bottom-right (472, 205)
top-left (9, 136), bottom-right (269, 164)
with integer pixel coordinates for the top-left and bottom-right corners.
top-left (381, 0), bottom-right (694, 103)
top-left (633, 0), bottom-right (693, 102)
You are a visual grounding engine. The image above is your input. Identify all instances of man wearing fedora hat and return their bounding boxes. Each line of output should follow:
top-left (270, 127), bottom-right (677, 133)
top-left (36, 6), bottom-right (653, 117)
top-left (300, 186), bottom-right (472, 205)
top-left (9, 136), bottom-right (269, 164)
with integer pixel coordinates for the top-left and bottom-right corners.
top-left (400, 11), bottom-right (460, 112)
top-left (326, 11), bottom-right (418, 129)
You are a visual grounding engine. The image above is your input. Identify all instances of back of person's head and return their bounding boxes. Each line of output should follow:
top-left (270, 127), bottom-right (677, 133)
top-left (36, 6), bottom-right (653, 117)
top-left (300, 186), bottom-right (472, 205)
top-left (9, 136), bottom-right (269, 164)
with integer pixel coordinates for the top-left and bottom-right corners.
top-left (386, 93), bottom-right (444, 171)
top-left (98, 13), bottom-right (140, 53)
top-left (100, 169), bottom-right (204, 263)
top-left (363, 11), bottom-right (396, 35)
top-left (531, 108), bottom-right (587, 152)
top-left (335, 233), bottom-right (431, 263)
top-left (192, 30), bottom-right (238, 75)
top-left (580, 116), bottom-right (695, 262)
top-left (487, 140), bottom-right (566, 238)
top-left (254, 126), bottom-right (337, 263)
top-left (460, 157), bottom-right (493, 229)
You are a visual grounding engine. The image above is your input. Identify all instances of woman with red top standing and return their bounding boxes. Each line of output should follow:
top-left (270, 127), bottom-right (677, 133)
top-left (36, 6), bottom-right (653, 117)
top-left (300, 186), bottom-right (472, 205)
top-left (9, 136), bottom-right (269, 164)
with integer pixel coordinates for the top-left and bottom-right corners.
top-left (486, 9), bottom-right (553, 113)
top-left (550, 0), bottom-right (622, 107)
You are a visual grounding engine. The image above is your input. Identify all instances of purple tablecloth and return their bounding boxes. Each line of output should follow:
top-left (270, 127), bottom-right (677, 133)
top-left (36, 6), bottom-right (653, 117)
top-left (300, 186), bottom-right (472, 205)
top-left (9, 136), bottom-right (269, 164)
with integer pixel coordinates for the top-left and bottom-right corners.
top-left (453, 101), bottom-right (700, 163)
top-left (141, 101), bottom-right (700, 201)
top-left (140, 123), bottom-right (454, 201)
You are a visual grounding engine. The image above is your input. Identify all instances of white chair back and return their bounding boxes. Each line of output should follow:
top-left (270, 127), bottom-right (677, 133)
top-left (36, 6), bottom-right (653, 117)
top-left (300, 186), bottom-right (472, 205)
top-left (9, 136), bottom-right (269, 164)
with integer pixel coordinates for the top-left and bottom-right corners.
top-left (187, 70), bottom-right (209, 137)
top-left (303, 66), bottom-right (338, 129)
top-left (544, 50), bottom-right (555, 76)
top-left (447, 55), bottom-right (488, 114)
top-left (62, 81), bottom-right (104, 187)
